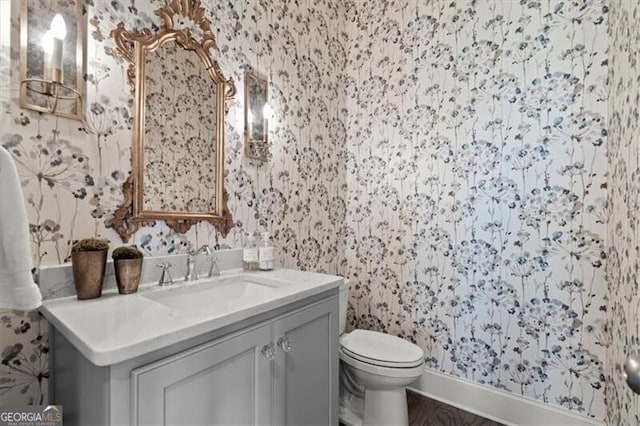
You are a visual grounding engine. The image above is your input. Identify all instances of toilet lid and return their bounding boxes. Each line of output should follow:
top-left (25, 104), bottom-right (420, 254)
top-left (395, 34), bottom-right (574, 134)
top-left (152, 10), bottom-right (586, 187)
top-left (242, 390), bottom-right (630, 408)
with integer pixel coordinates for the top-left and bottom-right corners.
top-left (340, 329), bottom-right (424, 368)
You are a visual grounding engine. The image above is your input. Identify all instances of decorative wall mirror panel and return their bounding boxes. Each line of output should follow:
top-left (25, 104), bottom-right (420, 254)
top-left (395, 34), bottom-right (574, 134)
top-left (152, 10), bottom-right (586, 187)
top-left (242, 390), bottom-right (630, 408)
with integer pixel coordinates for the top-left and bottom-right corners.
top-left (109, 0), bottom-right (235, 242)
top-left (244, 71), bottom-right (269, 161)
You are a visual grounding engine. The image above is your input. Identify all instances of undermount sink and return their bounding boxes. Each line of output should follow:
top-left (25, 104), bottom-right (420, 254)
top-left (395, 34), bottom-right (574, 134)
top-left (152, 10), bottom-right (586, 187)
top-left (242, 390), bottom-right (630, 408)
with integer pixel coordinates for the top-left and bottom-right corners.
top-left (142, 274), bottom-right (292, 313)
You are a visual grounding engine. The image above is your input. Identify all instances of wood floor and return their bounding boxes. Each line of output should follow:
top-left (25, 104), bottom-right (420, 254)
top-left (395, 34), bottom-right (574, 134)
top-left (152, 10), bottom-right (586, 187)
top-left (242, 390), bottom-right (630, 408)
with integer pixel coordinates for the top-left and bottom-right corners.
top-left (406, 390), bottom-right (504, 426)
top-left (339, 389), bottom-right (504, 425)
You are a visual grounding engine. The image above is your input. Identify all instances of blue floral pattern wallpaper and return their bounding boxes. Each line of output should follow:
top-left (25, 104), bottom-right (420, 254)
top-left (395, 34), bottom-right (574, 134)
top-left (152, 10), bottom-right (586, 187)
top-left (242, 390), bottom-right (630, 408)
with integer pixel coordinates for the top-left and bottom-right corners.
top-left (606, 1), bottom-right (640, 424)
top-left (0, 1), bottom-right (637, 424)
top-left (342, 0), bottom-right (608, 419)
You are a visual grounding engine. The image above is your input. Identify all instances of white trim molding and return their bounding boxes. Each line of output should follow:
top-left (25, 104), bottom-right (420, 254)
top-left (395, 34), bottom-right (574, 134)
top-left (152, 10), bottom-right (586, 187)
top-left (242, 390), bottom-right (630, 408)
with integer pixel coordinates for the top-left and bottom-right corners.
top-left (409, 368), bottom-right (604, 426)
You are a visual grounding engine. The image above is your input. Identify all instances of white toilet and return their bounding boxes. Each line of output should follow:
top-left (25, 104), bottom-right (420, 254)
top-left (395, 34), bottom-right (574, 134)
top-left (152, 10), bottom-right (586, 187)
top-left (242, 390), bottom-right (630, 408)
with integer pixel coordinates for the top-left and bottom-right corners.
top-left (338, 281), bottom-right (425, 426)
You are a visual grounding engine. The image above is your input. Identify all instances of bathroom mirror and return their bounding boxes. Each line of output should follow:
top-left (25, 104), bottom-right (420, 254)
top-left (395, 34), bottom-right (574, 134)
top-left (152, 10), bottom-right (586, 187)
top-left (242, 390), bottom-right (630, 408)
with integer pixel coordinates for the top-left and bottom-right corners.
top-left (244, 71), bottom-right (269, 161)
top-left (109, 0), bottom-right (235, 242)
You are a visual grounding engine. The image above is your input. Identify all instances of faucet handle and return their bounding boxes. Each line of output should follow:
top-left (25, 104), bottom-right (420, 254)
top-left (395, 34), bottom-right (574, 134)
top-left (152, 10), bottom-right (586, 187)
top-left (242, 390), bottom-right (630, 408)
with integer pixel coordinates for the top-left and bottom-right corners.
top-left (197, 244), bottom-right (212, 256)
top-left (206, 254), bottom-right (220, 278)
top-left (156, 262), bottom-right (174, 286)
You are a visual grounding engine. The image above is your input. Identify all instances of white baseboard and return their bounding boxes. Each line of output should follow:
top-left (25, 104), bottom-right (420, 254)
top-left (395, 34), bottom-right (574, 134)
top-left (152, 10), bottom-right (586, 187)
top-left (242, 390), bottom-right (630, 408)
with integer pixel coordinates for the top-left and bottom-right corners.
top-left (409, 368), bottom-right (604, 426)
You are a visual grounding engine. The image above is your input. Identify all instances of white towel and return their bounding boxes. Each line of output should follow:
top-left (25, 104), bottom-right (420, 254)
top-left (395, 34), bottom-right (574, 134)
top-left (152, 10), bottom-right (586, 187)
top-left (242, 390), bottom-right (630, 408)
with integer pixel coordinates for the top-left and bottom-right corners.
top-left (0, 146), bottom-right (42, 310)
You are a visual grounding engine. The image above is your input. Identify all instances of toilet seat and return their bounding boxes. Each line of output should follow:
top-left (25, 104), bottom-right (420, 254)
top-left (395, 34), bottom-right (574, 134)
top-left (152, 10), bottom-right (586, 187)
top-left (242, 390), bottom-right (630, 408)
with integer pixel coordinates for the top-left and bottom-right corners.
top-left (339, 347), bottom-right (425, 379)
top-left (339, 329), bottom-right (424, 368)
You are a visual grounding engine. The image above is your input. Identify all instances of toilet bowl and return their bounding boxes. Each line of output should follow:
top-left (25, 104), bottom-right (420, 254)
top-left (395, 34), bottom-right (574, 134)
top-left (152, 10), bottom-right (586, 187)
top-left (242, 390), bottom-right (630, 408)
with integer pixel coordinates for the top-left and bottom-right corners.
top-left (338, 281), bottom-right (425, 426)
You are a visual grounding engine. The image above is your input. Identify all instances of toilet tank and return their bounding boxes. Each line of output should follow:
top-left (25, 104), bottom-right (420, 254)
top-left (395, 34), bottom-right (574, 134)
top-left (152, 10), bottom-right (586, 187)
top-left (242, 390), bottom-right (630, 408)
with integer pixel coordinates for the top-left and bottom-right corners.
top-left (339, 279), bottom-right (350, 335)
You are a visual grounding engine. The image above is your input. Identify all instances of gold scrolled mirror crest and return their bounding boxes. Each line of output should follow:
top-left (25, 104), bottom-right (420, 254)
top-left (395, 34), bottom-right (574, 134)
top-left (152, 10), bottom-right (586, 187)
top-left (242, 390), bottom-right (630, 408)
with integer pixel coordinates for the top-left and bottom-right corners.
top-left (109, 0), bottom-right (235, 242)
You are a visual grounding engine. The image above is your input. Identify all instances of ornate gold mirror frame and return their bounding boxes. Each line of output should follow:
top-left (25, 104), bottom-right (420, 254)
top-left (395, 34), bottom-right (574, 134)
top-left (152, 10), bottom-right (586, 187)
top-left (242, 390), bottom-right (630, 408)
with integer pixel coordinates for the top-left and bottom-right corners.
top-left (109, 0), bottom-right (235, 242)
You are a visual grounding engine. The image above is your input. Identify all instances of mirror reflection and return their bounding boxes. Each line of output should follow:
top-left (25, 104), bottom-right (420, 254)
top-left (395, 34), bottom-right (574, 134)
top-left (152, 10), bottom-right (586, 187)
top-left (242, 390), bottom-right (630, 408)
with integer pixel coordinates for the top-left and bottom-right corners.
top-left (143, 40), bottom-right (218, 213)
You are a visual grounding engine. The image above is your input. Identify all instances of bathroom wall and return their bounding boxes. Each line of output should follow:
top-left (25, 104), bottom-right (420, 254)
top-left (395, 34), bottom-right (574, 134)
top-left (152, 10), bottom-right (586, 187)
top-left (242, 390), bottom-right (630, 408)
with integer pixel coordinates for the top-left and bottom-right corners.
top-left (0, 0), bottom-right (347, 404)
top-left (2, 0), bottom-right (634, 422)
top-left (606, 1), bottom-right (640, 424)
top-left (343, 0), bottom-right (608, 419)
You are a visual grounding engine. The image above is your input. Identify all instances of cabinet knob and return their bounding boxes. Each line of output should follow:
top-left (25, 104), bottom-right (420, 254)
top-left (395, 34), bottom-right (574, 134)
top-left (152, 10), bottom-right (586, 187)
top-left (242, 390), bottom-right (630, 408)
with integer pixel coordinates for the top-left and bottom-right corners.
top-left (624, 353), bottom-right (640, 394)
top-left (261, 343), bottom-right (276, 360)
top-left (277, 337), bottom-right (293, 353)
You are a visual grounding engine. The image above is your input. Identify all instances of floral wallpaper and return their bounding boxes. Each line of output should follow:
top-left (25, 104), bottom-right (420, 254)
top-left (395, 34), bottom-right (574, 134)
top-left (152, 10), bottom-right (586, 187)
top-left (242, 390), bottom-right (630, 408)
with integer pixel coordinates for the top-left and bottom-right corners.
top-left (143, 40), bottom-right (218, 213)
top-left (342, 0), bottom-right (609, 420)
top-left (606, 0), bottom-right (640, 424)
top-left (0, 0), bottom-right (637, 424)
top-left (0, 0), bottom-right (347, 405)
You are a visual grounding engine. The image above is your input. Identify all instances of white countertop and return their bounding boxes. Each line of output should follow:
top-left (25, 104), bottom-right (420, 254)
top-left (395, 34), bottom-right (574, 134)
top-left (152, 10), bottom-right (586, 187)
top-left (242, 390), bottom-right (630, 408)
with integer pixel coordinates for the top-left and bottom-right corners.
top-left (40, 268), bottom-right (343, 366)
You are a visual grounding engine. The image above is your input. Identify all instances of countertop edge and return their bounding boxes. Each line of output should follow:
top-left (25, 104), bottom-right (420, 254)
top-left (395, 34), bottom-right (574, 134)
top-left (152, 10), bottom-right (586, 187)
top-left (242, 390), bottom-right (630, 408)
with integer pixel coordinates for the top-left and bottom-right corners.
top-left (41, 271), bottom-right (343, 366)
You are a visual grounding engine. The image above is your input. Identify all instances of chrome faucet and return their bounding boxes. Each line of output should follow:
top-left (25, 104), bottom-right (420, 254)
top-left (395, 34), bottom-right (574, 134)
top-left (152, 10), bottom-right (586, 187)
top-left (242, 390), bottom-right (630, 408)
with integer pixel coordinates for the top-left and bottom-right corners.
top-left (207, 254), bottom-right (220, 278)
top-left (156, 262), bottom-right (175, 286)
top-left (185, 245), bottom-right (212, 281)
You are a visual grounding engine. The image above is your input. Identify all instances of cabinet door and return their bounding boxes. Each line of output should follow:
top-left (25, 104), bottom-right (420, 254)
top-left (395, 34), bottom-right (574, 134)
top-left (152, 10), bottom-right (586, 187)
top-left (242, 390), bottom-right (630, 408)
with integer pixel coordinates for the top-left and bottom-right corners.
top-left (132, 323), bottom-right (273, 426)
top-left (272, 296), bottom-right (339, 425)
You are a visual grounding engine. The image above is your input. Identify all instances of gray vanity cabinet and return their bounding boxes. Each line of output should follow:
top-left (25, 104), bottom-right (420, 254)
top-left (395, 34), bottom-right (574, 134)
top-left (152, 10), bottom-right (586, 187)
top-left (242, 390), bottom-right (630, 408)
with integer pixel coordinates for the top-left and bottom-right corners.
top-left (273, 299), bottom-right (339, 425)
top-left (50, 291), bottom-right (338, 426)
top-left (132, 296), bottom-right (338, 425)
top-left (132, 323), bottom-right (274, 425)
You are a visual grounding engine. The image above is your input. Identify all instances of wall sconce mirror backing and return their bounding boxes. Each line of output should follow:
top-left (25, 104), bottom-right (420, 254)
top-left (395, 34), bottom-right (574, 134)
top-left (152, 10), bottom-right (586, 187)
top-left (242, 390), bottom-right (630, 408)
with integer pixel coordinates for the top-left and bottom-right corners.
top-left (244, 71), bottom-right (269, 161)
top-left (19, 0), bottom-right (85, 120)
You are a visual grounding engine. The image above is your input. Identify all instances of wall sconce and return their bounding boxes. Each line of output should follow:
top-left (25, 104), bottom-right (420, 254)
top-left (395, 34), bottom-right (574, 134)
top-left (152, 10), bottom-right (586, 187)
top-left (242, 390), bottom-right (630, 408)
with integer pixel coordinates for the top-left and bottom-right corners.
top-left (244, 70), bottom-right (269, 161)
top-left (19, 1), bottom-right (85, 120)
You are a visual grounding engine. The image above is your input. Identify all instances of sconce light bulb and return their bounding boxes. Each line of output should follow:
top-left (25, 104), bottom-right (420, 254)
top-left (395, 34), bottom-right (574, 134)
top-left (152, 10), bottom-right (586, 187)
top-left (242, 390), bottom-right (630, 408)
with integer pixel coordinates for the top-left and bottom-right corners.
top-left (50, 14), bottom-right (67, 40)
top-left (41, 30), bottom-right (54, 54)
top-left (263, 103), bottom-right (272, 121)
